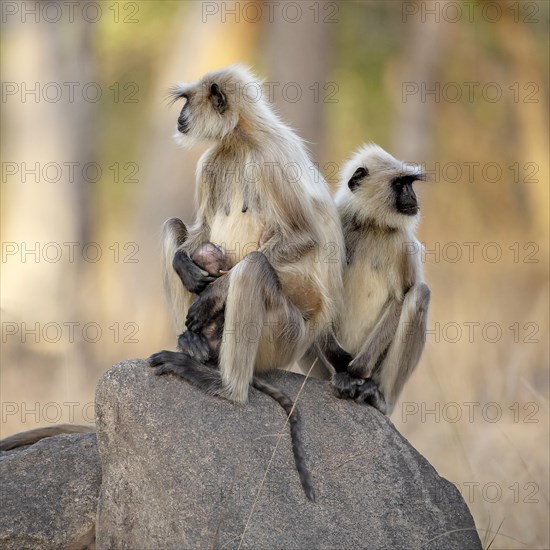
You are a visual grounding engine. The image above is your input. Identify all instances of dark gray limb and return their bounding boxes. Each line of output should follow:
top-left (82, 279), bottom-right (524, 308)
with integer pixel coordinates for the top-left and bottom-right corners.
top-left (331, 373), bottom-right (387, 414)
top-left (185, 275), bottom-right (229, 333)
top-left (347, 298), bottom-right (403, 378)
top-left (149, 350), bottom-right (234, 399)
top-left (354, 379), bottom-right (387, 414)
top-left (173, 248), bottom-right (217, 295)
top-left (177, 331), bottom-right (212, 364)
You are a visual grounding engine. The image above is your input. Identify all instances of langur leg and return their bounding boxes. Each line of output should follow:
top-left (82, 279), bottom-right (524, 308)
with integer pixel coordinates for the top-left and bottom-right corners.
top-left (183, 251), bottom-right (305, 404)
top-left (177, 309), bottom-right (225, 365)
top-left (371, 283), bottom-right (430, 415)
top-left (331, 299), bottom-right (402, 411)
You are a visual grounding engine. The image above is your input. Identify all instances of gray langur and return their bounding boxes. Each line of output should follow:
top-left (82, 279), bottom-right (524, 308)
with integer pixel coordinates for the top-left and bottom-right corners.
top-left (329, 144), bottom-right (430, 416)
top-left (148, 65), bottom-right (345, 501)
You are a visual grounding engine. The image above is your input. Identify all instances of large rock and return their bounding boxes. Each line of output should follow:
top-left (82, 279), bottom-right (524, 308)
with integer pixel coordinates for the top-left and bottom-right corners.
top-left (95, 359), bottom-right (481, 549)
top-left (0, 432), bottom-right (100, 549)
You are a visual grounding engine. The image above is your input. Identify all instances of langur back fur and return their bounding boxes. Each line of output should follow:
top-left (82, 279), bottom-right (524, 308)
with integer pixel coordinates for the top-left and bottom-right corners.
top-left (331, 144), bottom-right (430, 415)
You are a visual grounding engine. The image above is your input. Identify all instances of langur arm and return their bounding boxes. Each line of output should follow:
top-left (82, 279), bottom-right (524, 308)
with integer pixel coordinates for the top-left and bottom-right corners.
top-left (185, 273), bottom-right (230, 333)
top-left (173, 249), bottom-right (218, 295)
top-left (374, 282), bottom-right (430, 413)
top-left (258, 230), bottom-right (317, 267)
top-left (347, 298), bottom-right (403, 379)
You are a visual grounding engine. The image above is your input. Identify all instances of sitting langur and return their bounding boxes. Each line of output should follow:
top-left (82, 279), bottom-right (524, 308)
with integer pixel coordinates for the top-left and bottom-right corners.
top-left (149, 65), bottom-right (345, 501)
top-left (330, 144), bottom-right (430, 416)
top-left (175, 237), bottom-right (316, 500)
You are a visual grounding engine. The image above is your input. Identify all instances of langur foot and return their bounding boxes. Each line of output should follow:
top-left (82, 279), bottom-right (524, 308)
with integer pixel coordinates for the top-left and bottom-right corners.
top-left (177, 331), bottom-right (211, 363)
top-left (331, 373), bottom-right (387, 414)
top-left (354, 378), bottom-right (387, 414)
top-left (148, 350), bottom-right (231, 398)
top-left (331, 372), bottom-right (365, 399)
top-left (148, 350), bottom-right (181, 368)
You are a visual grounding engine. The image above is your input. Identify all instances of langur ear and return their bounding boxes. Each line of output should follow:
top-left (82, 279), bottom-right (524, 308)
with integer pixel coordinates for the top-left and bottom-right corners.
top-left (348, 167), bottom-right (369, 191)
top-left (210, 83), bottom-right (227, 114)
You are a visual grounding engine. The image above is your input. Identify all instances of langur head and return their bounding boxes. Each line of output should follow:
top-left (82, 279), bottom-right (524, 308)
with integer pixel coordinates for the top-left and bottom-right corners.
top-left (336, 143), bottom-right (426, 229)
top-left (168, 64), bottom-right (262, 145)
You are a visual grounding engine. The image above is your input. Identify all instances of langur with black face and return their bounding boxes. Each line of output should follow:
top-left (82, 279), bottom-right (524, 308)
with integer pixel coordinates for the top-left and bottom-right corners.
top-left (329, 144), bottom-right (430, 416)
top-left (148, 65), bottom-right (345, 501)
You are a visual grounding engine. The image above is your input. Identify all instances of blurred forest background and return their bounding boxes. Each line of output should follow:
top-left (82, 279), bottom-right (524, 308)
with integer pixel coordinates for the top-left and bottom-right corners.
top-left (1, 1), bottom-right (548, 548)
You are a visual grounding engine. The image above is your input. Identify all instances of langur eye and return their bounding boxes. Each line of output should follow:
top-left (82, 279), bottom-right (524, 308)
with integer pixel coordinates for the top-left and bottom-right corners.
top-left (348, 167), bottom-right (369, 191)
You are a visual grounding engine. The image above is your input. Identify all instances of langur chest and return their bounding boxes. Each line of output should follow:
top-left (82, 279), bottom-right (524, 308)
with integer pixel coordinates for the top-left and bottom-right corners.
top-left (338, 240), bottom-right (405, 354)
top-left (209, 187), bottom-right (264, 266)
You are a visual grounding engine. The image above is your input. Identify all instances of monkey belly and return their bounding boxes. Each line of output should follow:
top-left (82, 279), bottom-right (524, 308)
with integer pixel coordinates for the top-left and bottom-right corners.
top-left (338, 264), bottom-right (390, 354)
top-left (209, 209), bottom-right (263, 266)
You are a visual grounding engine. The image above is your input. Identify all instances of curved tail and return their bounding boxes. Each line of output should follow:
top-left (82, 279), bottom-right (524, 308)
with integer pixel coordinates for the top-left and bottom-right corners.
top-left (0, 424), bottom-right (95, 451)
top-left (252, 376), bottom-right (316, 502)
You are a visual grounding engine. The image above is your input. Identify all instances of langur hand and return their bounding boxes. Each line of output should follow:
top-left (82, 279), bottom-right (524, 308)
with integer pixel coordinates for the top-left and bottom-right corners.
top-left (173, 249), bottom-right (216, 294)
top-left (331, 373), bottom-right (387, 414)
top-left (177, 331), bottom-right (211, 363)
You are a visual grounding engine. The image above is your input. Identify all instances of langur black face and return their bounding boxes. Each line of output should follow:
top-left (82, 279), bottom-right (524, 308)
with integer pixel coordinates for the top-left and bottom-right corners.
top-left (174, 82), bottom-right (229, 136)
top-left (391, 175), bottom-right (419, 216)
top-left (177, 95), bottom-right (189, 133)
top-left (346, 164), bottom-right (423, 220)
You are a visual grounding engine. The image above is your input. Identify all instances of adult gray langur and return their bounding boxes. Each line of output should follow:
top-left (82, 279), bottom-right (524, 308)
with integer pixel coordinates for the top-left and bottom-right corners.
top-left (149, 65), bottom-right (346, 501)
top-left (329, 144), bottom-right (431, 416)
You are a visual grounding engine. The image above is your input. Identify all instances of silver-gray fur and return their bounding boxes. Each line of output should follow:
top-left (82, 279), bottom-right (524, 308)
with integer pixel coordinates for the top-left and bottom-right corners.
top-left (152, 65), bottom-right (345, 502)
top-left (331, 143), bottom-right (430, 415)
top-left (159, 65), bottom-right (345, 404)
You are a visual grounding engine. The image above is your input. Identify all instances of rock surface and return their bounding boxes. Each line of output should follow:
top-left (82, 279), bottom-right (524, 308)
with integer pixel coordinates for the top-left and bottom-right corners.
top-left (95, 359), bottom-right (482, 549)
top-left (0, 432), bottom-right (100, 549)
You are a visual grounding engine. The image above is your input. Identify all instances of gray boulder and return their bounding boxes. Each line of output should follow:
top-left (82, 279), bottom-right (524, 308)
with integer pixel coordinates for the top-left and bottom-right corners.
top-left (0, 432), bottom-right (100, 549)
top-left (95, 359), bottom-right (481, 549)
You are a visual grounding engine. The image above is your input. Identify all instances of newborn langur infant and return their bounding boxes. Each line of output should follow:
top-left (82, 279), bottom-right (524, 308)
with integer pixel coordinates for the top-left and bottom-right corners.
top-left (180, 230), bottom-right (273, 363)
top-left (177, 242), bottom-right (229, 364)
top-left (192, 242), bottom-right (228, 277)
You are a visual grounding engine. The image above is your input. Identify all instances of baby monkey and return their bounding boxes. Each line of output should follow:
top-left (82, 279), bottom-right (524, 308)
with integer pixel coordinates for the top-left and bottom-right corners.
top-left (175, 225), bottom-right (275, 364)
top-left (176, 240), bottom-right (229, 364)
